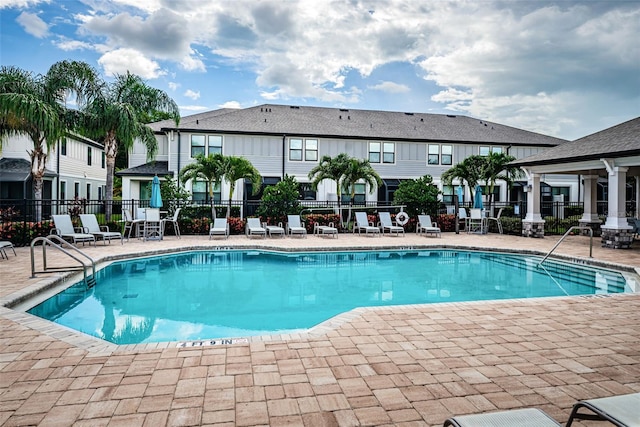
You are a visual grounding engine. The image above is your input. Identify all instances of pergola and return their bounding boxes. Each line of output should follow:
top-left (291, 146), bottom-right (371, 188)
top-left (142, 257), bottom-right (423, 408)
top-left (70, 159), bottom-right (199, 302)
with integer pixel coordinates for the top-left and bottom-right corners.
top-left (511, 117), bottom-right (640, 249)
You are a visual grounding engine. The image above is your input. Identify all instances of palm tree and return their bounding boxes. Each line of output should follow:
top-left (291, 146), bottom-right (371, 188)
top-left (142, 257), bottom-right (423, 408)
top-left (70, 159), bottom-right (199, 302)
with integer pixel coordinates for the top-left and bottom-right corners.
top-left (0, 61), bottom-right (100, 221)
top-left (221, 156), bottom-right (262, 218)
top-left (441, 155), bottom-right (486, 203)
top-left (308, 153), bottom-right (351, 225)
top-left (80, 72), bottom-right (180, 220)
top-left (179, 153), bottom-right (225, 219)
top-left (482, 152), bottom-right (523, 212)
top-left (341, 158), bottom-right (382, 228)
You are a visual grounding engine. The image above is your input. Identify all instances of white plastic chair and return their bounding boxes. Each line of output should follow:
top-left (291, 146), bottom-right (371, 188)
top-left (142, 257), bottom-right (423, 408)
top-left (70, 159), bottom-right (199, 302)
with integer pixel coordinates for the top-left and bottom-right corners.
top-left (354, 212), bottom-right (380, 236)
top-left (161, 208), bottom-right (181, 239)
top-left (417, 215), bottom-right (441, 238)
top-left (286, 215), bottom-right (307, 238)
top-left (246, 217), bottom-right (266, 238)
top-left (486, 208), bottom-right (504, 234)
top-left (209, 218), bottom-right (229, 239)
top-left (80, 214), bottom-right (123, 245)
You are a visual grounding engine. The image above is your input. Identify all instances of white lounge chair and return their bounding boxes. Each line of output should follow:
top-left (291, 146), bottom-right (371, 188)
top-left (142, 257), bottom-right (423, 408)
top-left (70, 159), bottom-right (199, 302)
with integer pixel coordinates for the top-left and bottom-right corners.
top-left (458, 208), bottom-right (468, 231)
top-left (286, 215), bottom-right (307, 238)
top-left (354, 212), bottom-right (380, 236)
top-left (417, 215), bottom-right (441, 238)
top-left (314, 222), bottom-right (338, 238)
top-left (246, 217), bottom-right (266, 238)
top-left (264, 222), bottom-right (285, 238)
top-left (566, 392), bottom-right (640, 427)
top-left (378, 212), bottom-right (404, 236)
top-left (0, 241), bottom-right (16, 259)
top-left (79, 214), bottom-right (123, 245)
top-left (51, 215), bottom-right (95, 246)
top-left (209, 218), bottom-right (229, 239)
top-left (444, 408), bottom-right (561, 427)
top-left (143, 208), bottom-right (162, 241)
top-left (161, 207), bottom-right (181, 239)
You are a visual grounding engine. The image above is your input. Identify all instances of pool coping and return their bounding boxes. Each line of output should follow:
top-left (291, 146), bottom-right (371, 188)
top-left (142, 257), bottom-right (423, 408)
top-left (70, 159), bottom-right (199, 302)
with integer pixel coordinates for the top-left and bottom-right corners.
top-left (3, 244), bottom-right (639, 355)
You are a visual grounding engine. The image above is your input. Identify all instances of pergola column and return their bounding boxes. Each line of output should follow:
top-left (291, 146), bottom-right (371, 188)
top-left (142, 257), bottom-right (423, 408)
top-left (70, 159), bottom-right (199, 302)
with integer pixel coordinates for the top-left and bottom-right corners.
top-left (522, 171), bottom-right (545, 238)
top-left (601, 161), bottom-right (633, 249)
top-left (579, 174), bottom-right (602, 236)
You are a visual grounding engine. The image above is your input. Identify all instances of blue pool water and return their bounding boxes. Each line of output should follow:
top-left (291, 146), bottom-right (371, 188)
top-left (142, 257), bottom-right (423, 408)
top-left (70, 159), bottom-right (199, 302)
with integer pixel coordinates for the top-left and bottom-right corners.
top-left (27, 250), bottom-right (632, 345)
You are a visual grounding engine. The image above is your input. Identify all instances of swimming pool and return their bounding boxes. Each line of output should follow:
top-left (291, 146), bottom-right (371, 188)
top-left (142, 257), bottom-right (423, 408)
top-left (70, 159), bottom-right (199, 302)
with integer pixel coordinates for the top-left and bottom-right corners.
top-left (26, 249), bottom-right (633, 345)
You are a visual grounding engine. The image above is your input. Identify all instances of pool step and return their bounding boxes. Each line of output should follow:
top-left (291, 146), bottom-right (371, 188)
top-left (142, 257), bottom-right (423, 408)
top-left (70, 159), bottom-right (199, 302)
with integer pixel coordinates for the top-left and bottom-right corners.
top-left (85, 275), bottom-right (96, 289)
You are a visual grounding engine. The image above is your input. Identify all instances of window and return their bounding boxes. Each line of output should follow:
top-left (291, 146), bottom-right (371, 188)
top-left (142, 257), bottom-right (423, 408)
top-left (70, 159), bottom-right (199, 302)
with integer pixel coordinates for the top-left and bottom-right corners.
top-left (442, 185), bottom-right (454, 205)
top-left (305, 139), bottom-right (318, 161)
top-left (441, 145), bottom-right (452, 165)
top-left (428, 144), bottom-right (440, 165)
top-left (481, 185), bottom-right (500, 202)
top-left (480, 146), bottom-right (502, 156)
top-left (101, 152), bottom-right (105, 168)
top-left (289, 138), bottom-right (303, 161)
top-left (61, 140), bottom-right (67, 156)
top-left (87, 147), bottom-right (92, 165)
top-left (60, 181), bottom-right (66, 200)
top-left (86, 183), bottom-right (91, 199)
top-left (299, 183), bottom-right (317, 200)
top-left (341, 183), bottom-right (366, 204)
top-left (74, 182), bottom-right (80, 198)
top-left (208, 135), bottom-right (222, 155)
top-left (369, 142), bottom-right (395, 163)
top-left (369, 142), bottom-right (380, 163)
top-left (98, 186), bottom-right (103, 201)
top-left (192, 181), bottom-right (221, 202)
top-left (191, 135), bottom-right (206, 157)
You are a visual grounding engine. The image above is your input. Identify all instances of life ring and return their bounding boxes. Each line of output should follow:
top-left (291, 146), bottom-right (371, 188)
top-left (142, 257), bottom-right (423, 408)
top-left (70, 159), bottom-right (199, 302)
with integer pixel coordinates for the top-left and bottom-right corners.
top-left (395, 211), bottom-right (409, 225)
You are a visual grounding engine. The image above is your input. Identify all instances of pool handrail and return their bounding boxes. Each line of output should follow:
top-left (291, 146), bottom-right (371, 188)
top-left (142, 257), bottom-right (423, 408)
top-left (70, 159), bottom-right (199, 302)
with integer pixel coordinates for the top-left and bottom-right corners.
top-left (30, 235), bottom-right (97, 288)
top-left (537, 226), bottom-right (593, 268)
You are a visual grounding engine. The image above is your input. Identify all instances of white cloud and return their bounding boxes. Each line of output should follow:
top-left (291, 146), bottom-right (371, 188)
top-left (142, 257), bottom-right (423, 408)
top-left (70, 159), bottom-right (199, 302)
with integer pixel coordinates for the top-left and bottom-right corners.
top-left (369, 81), bottom-right (410, 94)
top-left (168, 82), bottom-right (179, 91)
top-left (219, 101), bottom-right (242, 109)
top-left (0, 0), bottom-right (48, 9)
top-left (184, 89), bottom-right (200, 100)
top-left (179, 104), bottom-right (209, 112)
top-left (98, 48), bottom-right (165, 79)
top-left (16, 11), bottom-right (49, 38)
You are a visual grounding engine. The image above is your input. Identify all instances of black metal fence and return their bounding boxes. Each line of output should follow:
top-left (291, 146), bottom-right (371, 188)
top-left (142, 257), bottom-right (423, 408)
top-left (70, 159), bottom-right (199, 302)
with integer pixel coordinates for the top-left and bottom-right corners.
top-left (1, 197), bottom-right (634, 245)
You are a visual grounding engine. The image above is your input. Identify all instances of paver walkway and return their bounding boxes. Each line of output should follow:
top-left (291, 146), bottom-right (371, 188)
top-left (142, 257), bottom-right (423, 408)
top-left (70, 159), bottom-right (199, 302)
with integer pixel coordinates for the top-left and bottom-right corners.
top-left (1, 233), bottom-right (639, 426)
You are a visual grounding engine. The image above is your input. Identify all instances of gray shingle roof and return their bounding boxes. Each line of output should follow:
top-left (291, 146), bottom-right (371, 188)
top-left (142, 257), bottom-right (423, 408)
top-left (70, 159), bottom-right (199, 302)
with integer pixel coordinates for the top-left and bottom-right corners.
top-left (149, 104), bottom-right (566, 147)
top-left (512, 117), bottom-right (640, 166)
top-left (116, 161), bottom-right (170, 177)
top-left (0, 158), bottom-right (56, 181)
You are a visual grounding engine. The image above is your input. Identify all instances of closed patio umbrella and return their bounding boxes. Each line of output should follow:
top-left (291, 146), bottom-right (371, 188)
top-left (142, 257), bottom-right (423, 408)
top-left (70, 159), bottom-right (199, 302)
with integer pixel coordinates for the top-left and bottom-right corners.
top-left (473, 185), bottom-right (483, 209)
top-left (150, 175), bottom-right (163, 208)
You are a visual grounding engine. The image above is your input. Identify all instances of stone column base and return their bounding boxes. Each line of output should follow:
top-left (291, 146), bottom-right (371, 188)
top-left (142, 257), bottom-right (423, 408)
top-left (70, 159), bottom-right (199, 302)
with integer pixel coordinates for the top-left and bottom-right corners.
top-left (522, 221), bottom-right (545, 238)
top-left (601, 227), bottom-right (634, 249)
top-left (578, 220), bottom-right (602, 237)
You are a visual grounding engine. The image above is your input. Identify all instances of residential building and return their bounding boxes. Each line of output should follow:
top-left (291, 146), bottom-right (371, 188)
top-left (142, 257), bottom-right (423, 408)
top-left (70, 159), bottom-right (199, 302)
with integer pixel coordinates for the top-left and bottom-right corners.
top-left (0, 133), bottom-right (107, 202)
top-left (119, 104), bottom-right (570, 211)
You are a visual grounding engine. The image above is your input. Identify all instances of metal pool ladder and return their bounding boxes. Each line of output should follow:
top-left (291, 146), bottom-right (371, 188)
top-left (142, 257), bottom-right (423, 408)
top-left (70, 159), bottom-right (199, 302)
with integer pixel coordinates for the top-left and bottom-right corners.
top-left (30, 236), bottom-right (97, 288)
top-left (537, 226), bottom-right (593, 268)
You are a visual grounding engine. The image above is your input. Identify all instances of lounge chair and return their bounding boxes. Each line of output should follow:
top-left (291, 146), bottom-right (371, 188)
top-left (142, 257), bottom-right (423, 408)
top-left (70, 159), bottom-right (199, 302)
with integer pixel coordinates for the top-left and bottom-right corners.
top-left (286, 215), bottom-right (307, 238)
top-left (51, 215), bottom-right (96, 246)
top-left (566, 392), bottom-right (640, 427)
top-left (378, 212), bottom-right (404, 236)
top-left (264, 222), bottom-right (285, 238)
top-left (161, 207), bottom-right (181, 238)
top-left (209, 218), bottom-right (229, 239)
top-left (314, 222), bottom-right (338, 238)
top-left (354, 212), bottom-right (380, 236)
top-left (246, 217), bottom-right (266, 238)
top-left (79, 214), bottom-right (123, 245)
top-left (444, 408), bottom-right (561, 427)
top-left (0, 241), bottom-right (16, 259)
top-left (486, 207), bottom-right (503, 234)
top-left (417, 215), bottom-right (441, 237)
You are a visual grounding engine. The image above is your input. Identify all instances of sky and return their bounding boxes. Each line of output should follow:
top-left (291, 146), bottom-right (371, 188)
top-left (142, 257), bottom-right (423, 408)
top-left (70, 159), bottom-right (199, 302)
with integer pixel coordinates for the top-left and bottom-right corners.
top-left (1, 0), bottom-right (639, 141)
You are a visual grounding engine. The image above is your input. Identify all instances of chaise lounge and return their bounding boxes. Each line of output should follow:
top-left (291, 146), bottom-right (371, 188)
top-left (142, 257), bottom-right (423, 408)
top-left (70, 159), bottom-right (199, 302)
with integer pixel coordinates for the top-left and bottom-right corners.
top-left (378, 212), bottom-right (404, 236)
top-left (80, 214), bottom-right (123, 245)
top-left (246, 217), bottom-right (266, 238)
top-left (209, 218), bottom-right (229, 239)
top-left (51, 215), bottom-right (96, 246)
top-left (417, 215), bottom-right (441, 238)
top-left (354, 212), bottom-right (380, 236)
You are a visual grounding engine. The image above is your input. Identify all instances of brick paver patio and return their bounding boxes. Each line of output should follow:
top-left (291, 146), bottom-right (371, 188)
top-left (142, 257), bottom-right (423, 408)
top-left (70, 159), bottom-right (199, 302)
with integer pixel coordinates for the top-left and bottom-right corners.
top-left (1, 232), bottom-right (639, 426)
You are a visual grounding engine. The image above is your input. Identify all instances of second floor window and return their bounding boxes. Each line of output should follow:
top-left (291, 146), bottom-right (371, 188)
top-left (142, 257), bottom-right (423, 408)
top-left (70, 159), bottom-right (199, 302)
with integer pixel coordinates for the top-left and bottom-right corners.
top-left (192, 181), bottom-right (221, 202)
top-left (87, 147), bottom-right (92, 165)
top-left (101, 152), bottom-right (106, 168)
top-left (289, 138), bottom-right (318, 161)
top-left (191, 135), bottom-right (206, 157)
top-left (369, 142), bottom-right (395, 163)
top-left (480, 146), bottom-right (503, 156)
top-left (208, 135), bottom-right (222, 155)
top-left (428, 144), bottom-right (453, 165)
top-left (61, 140), bottom-right (67, 156)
